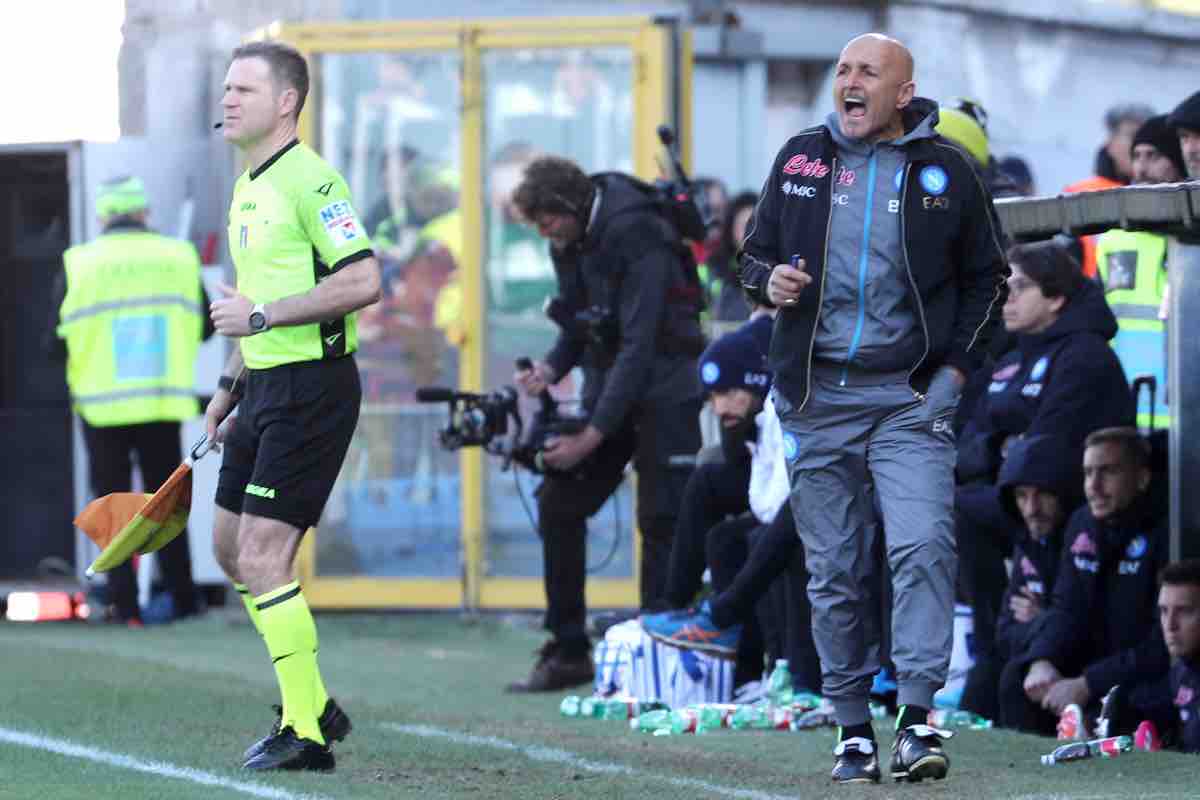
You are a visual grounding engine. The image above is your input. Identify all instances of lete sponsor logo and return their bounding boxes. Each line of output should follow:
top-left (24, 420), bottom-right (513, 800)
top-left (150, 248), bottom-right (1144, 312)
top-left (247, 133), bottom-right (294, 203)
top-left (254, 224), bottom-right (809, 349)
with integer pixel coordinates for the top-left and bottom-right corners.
top-left (993, 363), bottom-right (1020, 381)
top-left (1070, 532), bottom-right (1097, 557)
top-left (782, 154), bottom-right (831, 178)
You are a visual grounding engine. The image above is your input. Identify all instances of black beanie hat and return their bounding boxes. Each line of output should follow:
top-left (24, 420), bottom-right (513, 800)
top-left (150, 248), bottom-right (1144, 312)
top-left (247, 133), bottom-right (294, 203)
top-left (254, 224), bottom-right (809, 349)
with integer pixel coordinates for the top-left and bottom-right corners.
top-left (1132, 114), bottom-right (1187, 179)
top-left (1167, 90), bottom-right (1200, 136)
top-left (698, 316), bottom-right (772, 396)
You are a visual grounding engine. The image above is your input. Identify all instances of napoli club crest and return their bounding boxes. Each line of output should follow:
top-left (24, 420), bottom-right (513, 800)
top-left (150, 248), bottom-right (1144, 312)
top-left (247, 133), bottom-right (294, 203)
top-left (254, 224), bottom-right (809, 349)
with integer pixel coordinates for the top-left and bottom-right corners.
top-left (919, 165), bottom-right (949, 196)
top-left (783, 432), bottom-right (799, 462)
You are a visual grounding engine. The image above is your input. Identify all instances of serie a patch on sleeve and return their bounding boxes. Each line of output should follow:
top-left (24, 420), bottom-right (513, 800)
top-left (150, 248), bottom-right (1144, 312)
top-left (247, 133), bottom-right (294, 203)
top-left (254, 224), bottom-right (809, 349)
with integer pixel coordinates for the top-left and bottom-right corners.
top-left (318, 200), bottom-right (365, 245)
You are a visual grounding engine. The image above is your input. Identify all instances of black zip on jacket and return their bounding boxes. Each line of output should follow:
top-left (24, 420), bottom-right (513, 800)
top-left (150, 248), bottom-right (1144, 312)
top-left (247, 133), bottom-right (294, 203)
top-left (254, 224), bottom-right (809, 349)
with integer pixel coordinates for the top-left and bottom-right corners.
top-left (737, 98), bottom-right (1008, 408)
top-left (1026, 495), bottom-right (1170, 698)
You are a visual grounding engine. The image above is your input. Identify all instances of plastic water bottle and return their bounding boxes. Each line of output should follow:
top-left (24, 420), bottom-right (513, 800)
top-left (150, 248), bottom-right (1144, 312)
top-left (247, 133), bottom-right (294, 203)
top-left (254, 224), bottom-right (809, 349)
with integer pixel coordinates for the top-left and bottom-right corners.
top-left (767, 659), bottom-right (794, 708)
top-left (730, 702), bottom-right (772, 730)
top-left (791, 708), bottom-right (837, 730)
top-left (632, 709), bottom-right (673, 733)
top-left (694, 705), bottom-right (726, 733)
top-left (793, 691), bottom-right (823, 712)
top-left (670, 708), bottom-right (699, 734)
top-left (579, 696), bottom-right (601, 718)
top-left (927, 708), bottom-right (993, 729)
top-left (559, 696), bottom-right (582, 717)
top-left (768, 706), bottom-right (795, 730)
top-left (1040, 735), bottom-right (1133, 765)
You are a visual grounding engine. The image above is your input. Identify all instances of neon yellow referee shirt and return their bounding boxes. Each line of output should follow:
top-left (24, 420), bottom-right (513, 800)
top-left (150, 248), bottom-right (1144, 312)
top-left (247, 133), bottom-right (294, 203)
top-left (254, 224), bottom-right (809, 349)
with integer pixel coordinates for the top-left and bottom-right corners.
top-left (228, 139), bottom-right (374, 369)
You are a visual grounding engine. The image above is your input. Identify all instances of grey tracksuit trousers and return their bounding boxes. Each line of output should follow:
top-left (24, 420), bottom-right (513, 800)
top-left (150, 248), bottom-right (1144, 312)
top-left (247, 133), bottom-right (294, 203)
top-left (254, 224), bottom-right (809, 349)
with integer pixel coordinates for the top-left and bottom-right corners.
top-left (776, 363), bottom-right (958, 727)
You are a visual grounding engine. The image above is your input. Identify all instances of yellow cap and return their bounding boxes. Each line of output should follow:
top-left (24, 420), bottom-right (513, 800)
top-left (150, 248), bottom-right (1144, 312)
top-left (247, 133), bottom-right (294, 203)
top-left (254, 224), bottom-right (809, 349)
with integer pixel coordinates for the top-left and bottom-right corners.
top-left (96, 176), bottom-right (148, 218)
top-left (936, 108), bottom-right (989, 167)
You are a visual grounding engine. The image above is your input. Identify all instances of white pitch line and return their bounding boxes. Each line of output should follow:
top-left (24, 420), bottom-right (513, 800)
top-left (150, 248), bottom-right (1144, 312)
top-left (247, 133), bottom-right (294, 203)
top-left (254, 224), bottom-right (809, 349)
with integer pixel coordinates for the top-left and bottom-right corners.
top-left (0, 726), bottom-right (332, 800)
top-left (383, 722), bottom-right (795, 800)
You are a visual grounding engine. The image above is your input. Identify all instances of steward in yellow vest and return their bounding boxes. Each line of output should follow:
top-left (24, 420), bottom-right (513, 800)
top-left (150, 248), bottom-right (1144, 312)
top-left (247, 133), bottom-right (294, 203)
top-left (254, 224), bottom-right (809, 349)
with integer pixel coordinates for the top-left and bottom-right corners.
top-left (1093, 114), bottom-right (1186, 430)
top-left (57, 217), bottom-right (208, 425)
top-left (1095, 229), bottom-right (1167, 428)
top-left (48, 175), bottom-right (212, 624)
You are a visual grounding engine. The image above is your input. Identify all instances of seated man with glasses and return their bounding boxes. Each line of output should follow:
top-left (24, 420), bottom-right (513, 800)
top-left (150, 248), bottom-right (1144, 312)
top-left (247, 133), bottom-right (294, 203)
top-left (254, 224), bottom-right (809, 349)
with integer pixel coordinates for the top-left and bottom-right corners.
top-left (955, 239), bottom-right (1135, 719)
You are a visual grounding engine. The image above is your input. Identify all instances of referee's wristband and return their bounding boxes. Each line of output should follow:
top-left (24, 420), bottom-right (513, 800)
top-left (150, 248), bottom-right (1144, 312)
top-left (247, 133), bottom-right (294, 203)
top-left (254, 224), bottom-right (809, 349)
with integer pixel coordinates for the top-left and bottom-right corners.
top-left (217, 375), bottom-right (243, 397)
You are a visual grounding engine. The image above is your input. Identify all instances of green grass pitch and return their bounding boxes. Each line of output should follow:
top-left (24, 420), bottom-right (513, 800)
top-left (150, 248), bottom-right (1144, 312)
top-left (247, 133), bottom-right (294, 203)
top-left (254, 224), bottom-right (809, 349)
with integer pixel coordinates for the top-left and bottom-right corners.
top-left (0, 612), bottom-right (1195, 799)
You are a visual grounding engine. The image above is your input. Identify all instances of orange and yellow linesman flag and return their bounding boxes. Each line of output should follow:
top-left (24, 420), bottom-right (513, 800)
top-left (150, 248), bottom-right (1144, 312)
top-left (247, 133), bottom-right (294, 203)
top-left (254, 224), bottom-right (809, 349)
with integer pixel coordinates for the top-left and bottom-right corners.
top-left (76, 436), bottom-right (212, 576)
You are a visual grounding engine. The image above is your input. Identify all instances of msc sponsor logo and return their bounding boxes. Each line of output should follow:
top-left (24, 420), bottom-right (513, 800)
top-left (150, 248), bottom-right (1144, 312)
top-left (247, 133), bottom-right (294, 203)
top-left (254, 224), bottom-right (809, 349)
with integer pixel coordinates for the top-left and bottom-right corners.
top-left (781, 181), bottom-right (817, 199)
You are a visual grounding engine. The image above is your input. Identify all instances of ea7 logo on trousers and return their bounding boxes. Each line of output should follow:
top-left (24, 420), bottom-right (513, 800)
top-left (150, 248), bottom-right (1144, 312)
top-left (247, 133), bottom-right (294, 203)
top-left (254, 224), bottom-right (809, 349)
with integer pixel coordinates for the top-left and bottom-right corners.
top-left (932, 418), bottom-right (952, 434)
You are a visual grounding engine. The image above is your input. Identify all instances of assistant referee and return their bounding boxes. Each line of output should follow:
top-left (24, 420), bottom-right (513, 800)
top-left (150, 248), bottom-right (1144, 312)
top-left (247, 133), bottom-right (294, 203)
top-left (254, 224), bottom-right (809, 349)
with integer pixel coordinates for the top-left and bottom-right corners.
top-left (206, 41), bottom-right (381, 772)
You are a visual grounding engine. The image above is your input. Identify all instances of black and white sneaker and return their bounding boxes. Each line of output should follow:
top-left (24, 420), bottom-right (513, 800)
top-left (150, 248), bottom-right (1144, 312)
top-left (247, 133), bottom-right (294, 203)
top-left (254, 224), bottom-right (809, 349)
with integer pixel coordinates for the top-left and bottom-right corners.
top-left (890, 724), bottom-right (952, 782)
top-left (242, 726), bottom-right (334, 772)
top-left (831, 736), bottom-right (880, 784)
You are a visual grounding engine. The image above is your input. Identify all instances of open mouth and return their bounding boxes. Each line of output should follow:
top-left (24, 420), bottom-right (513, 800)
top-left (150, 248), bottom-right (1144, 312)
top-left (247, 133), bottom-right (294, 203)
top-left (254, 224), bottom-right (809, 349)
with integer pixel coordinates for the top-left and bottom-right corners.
top-left (843, 96), bottom-right (867, 119)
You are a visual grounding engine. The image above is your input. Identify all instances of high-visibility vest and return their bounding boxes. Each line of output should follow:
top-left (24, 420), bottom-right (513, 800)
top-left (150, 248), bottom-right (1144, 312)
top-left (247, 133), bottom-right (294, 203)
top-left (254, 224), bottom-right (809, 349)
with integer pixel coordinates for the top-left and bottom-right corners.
top-left (58, 230), bottom-right (203, 427)
top-left (1095, 228), bottom-right (1169, 429)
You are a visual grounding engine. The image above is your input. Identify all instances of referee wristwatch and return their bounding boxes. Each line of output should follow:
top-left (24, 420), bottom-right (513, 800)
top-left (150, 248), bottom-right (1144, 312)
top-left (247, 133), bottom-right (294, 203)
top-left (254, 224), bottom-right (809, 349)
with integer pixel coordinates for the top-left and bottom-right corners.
top-left (248, 303), bottom-right (270, 334)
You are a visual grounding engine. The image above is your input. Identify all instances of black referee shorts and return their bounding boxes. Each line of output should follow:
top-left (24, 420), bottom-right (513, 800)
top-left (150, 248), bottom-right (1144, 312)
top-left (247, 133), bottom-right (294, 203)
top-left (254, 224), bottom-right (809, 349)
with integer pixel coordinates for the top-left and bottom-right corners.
top-left (215, 355), bottom-right (360, 531)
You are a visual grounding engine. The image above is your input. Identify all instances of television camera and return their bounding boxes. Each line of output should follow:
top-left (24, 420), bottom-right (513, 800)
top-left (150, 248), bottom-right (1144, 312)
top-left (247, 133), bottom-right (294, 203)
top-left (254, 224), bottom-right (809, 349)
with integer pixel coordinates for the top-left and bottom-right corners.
top-left (416, 358), bottom-right (588, 477)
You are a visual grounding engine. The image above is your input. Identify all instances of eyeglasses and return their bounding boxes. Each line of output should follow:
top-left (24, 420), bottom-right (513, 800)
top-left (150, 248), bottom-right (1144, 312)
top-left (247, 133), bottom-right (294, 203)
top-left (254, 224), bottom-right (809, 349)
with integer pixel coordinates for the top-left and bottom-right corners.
top-left (1005, 276), bottom-right (1039, 295)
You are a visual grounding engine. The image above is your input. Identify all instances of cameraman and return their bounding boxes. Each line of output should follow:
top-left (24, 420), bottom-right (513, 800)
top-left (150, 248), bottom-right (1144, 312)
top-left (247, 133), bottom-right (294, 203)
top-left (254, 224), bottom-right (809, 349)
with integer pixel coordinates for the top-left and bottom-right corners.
top-left (507, 156), bottom-right (705, 693)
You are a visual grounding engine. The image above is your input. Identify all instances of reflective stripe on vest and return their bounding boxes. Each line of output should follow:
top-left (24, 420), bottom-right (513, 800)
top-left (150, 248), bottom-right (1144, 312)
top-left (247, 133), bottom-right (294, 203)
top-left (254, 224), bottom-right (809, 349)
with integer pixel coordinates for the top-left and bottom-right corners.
top-left (59, 231), bottom-right (202, 427)
top-left (60, 294), bottom-right (204, 324)
top-left (1108, 303), bottom-right (1161, 322)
